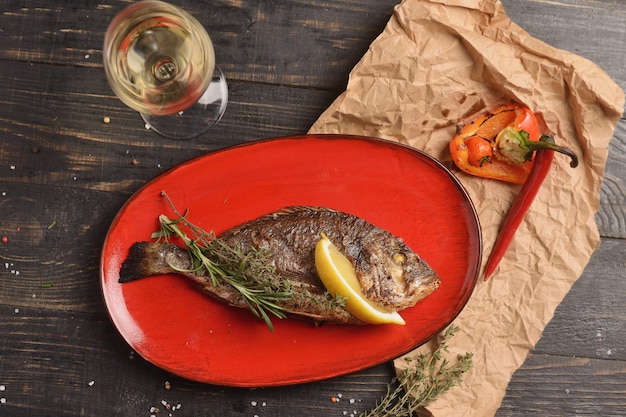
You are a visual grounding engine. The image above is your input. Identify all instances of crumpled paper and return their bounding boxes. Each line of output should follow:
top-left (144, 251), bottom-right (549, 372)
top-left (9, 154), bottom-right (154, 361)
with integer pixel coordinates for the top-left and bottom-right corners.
top-left (309, 0), bottom-right (625, 415)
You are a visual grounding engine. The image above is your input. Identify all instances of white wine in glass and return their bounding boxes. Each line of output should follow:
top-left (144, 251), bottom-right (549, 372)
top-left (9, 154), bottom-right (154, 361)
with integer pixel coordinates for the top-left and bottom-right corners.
top-left (103, 0), bottom-right (227, 140)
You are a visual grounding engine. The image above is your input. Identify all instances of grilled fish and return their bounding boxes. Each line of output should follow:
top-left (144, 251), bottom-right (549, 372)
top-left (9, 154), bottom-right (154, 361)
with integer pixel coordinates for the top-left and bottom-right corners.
top-left (119, 207), bottom-right (440, 324)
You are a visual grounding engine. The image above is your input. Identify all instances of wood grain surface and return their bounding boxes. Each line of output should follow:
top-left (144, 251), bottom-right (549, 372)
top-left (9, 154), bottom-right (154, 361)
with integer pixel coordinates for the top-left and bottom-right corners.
top-left (0, 0), bottom-right (624, 416)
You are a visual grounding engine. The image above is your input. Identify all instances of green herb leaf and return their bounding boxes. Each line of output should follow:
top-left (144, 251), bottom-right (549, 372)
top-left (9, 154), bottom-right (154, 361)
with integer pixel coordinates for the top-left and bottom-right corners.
top-left (361, 325), bottom-right (472, 417)
top-left (155, 191), bottom-right (295, 332)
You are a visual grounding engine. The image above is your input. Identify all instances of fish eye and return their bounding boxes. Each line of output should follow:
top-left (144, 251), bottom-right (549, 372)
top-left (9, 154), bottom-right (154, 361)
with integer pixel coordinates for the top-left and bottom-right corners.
top-left (392, 252), bottom-right (406, 265)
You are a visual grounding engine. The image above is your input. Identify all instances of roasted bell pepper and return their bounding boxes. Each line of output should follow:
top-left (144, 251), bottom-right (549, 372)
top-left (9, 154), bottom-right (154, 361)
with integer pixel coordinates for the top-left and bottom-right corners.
top-left (449, 104), bottom-right (577, 184)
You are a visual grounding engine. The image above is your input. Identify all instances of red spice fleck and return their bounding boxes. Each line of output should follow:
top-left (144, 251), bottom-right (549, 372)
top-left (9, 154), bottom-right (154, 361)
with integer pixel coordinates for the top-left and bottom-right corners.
top-left (1, 236), bottom-right (7, 243)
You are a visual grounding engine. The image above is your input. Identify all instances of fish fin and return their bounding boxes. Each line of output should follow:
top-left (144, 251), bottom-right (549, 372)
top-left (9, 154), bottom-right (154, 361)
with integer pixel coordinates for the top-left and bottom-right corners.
top-left (280, 206), bottom-right (338, 214)
top-left (261, 206), bottom-right (338, 220)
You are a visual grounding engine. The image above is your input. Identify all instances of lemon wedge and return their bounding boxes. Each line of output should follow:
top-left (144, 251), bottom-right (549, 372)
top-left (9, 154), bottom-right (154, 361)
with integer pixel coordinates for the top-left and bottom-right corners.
top-left (314, 234), bottom-right (406, 325)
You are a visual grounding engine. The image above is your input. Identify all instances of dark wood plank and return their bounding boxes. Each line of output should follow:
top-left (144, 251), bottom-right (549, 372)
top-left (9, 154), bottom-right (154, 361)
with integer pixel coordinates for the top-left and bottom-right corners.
top-left (497, 353), bottom-right (626, 417)
top-left (534, 237), bottom-right (626, 360)
top-left (0, 61), bottom-right (339, 194)
top-left (0, 183), bottom-right (127, 312)
top-left (0, 0), bottom-right (399, 89)
top-left (4, 1), bottom-right (621, 91)
top-left (597, 122), bottom-right (626, 238)
top-left (0, 308), bottom-right (394, 417)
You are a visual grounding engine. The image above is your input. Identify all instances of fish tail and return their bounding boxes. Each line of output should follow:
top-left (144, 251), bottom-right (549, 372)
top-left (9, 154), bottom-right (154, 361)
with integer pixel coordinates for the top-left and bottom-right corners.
top-left (118, 242), bottom-right (169, 283)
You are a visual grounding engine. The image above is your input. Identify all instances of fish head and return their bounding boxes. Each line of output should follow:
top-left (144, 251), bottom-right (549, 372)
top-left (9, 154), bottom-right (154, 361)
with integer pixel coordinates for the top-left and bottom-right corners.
top-left (351, 235), bottom-right (440, 310)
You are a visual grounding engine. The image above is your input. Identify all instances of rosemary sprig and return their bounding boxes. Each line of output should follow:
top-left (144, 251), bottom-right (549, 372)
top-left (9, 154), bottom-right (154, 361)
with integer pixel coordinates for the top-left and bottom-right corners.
top-left (361, 325), bottom-right (473, 417)
top-left (154, 191), bottom-right (294, 332)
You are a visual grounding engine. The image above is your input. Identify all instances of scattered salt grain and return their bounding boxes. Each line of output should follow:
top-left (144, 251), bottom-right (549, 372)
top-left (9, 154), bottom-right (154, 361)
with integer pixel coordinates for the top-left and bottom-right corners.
top-left (88, 380), bottom-right (95, 387)
top-left (0, 385), bottom-right (5, 391)
top-left (85, 54), bottom-right (90, 59)
top-left (145, 123), bottom-right (151, 130)
top-left (10, 166), bottom-right (15, 170)
top-left (250, 401), bottom-right (257, 406)
top-left (1, 398), bottom-right (6, 404)
top-left (14, 308), bottom-right (19, 314)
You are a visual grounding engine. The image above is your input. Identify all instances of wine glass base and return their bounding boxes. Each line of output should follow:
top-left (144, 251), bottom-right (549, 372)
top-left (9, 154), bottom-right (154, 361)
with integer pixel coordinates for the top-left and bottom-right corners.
top-left (141, 66), bottom-right (228, 140)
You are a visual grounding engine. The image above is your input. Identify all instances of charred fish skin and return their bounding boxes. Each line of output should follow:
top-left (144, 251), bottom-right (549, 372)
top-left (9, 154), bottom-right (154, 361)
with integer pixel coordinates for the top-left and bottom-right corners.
top-left (120, 241), bottom-right (359, 324)
top-left (118, 207), bottom-right (440, 324)
top-left (220, 207), bottom-right (440, 311)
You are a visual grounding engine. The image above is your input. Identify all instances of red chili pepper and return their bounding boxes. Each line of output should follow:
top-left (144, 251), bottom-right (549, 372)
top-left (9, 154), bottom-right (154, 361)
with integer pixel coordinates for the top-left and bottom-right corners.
top-left (449, 104), bottom-right (576, 184)
top-left (483, 134), bottom-right (577, 280)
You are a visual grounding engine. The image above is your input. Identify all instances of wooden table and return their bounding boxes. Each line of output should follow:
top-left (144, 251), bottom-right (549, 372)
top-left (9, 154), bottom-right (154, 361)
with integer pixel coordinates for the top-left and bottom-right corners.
top-left (1, 1), bottom-right (624, 416)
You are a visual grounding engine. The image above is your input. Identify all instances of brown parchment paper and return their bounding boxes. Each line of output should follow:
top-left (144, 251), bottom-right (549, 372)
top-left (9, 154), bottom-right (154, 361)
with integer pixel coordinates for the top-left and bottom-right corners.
top-left (309, 0), bottom-right (625, 415)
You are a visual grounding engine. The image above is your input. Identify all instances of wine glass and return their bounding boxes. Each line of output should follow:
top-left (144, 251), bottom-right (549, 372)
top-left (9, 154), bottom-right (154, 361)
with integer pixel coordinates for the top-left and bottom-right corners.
top-left (103, 0), bottom-right (227, 140)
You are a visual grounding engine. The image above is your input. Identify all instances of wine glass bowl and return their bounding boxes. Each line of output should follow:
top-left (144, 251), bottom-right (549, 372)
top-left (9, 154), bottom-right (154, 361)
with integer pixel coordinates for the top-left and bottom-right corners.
top-left (103, 0), bottom-right (227, 139)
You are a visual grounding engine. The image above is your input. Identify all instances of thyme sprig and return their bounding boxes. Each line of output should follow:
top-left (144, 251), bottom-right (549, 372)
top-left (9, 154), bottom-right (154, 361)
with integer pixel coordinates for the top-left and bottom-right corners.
top-left (153, 191), bottom-right (294, 332)
top-left (361, 325), bottom-right (473, 417)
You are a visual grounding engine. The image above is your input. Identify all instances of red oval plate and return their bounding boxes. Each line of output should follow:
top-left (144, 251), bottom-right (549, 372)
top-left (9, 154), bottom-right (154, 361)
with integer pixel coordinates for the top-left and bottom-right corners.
top-left (101, 134), bottom-right (481, 387)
